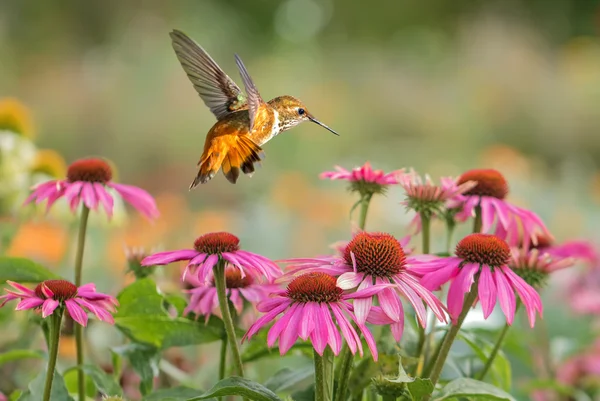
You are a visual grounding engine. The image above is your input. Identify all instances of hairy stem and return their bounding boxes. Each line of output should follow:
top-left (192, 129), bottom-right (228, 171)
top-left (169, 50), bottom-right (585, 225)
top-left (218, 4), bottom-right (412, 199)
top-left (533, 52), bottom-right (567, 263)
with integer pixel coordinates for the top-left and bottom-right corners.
top-left (43, 310), bottom-right (63, 401)
top-left (74, 205), bottom-right (90, 401)
top-left (335, 345), bottom-right (354, 401)
top-left (213, 260), bottom-right (244, 377)
top-left (358, 193), bottom-right (373, 230)
top-left (473, 205), bottom-right (482, 233)
top-left (314, 349), bottom-right (330, 401)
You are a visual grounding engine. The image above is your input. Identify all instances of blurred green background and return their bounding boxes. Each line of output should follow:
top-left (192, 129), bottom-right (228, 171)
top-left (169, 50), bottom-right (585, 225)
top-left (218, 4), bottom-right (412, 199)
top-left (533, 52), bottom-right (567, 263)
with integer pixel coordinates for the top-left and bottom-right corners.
top-left (2, 1), bottom-right (600, 399)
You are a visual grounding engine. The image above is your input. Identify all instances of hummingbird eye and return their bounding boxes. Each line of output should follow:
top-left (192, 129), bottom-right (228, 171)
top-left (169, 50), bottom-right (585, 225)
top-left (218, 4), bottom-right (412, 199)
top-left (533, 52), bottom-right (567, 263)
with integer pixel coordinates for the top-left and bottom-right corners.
top-left (297, 108), bottom-right (305, 115)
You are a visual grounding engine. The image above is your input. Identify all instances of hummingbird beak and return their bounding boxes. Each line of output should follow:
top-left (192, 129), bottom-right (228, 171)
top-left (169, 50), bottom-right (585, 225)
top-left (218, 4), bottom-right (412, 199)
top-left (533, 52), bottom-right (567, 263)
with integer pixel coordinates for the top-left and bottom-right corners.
top-left (308, 115), bottom-right (339, 136)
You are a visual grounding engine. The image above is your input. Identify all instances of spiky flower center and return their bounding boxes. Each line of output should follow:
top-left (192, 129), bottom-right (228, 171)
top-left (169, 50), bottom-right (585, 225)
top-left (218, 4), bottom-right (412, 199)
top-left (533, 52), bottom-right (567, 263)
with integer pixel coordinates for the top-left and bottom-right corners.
top-left (193, 232), bottom-right (240, 254)
top-left (286, 273), bottom-right (343, 303)
top-left (67, 158), bottom-right (112, 183)
top-left (457, 169), bottom-right (508, 199)
top-left (34, 280), bottom-right (78, 301)
top-left (456, 234), bottom-right (510, 267)
top-left (344, 232), bottom-right (406, 278)
top-left (225, 268), bottom-right (253, 288)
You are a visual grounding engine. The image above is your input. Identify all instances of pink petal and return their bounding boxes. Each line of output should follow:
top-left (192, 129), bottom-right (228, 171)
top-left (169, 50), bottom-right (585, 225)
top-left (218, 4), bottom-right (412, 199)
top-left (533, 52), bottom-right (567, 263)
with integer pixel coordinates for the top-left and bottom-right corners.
top-left (501, 266), bottom-right (543, 327)
top-left (322, 303), bottom-right (342, 355)
top-left (81, 183), bottom-right (99, 210)
top-left (93, 183), bottom-right (114, 217)
top-left (377, 286), bottom-right (402, 322)
top-left (493, 268), bottom-right (516, 325)
top-left (299, 302), bottom-right (316, 340)
top-left (41, 299), bottom-right (59, 318)
top-left (310, 303), bottom-right (329, 355)
top-left (279, 304), bottom-right (302, 354)
top-left (109, 183), bottom-right (159, 219)
top-left (141, 250), bottom-right (198, 266)
top-left (479, 266), bottom-right (497, 319)
top-left (447, 264), bottom-right (478, 322)
top-left (66, 299), bottom-right (88, 326)
top-left (337, 272), bottom-right (365, 290)
top-left (16, 297), bottom-right (44, 310)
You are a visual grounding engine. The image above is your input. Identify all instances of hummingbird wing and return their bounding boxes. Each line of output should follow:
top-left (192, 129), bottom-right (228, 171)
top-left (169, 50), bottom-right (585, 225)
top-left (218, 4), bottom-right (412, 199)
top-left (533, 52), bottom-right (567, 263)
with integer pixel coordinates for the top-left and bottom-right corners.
top-left (234, 54), bottom-right (266, 132)
top-left (170, 30), bottom-right (247, 120)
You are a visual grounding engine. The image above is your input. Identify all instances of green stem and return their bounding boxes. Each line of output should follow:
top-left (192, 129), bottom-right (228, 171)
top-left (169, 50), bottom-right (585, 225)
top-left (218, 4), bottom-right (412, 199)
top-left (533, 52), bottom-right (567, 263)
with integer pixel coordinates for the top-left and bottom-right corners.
top-left (335, 344), bottom-right (354, 401)
top-left (358, 194), bottom-right (373, 230)
top-left (43, 309), bottom-right (63, 401)
top-left (473, 205), bottom-right (482, 233)
top-left (445, 222), bottom-right (455, 254)
top-left (477, 323), bottom-right (510, 381)
top-left (477, 302), bottom-right (521, 380)
top-left (428, 287), bottom-right (479, 387)
top-left (219, 337), bottom-right (227, 380)
top-left (314, 349), bottom-right (331, 401)
top-left (382, 396), bottom-right (397, 401)
top-left (213, 260), bottom-right (244, 377)
top-left (420, 212), bottom-right (431, 254)
top-left (74, 205), bottom-right (90, 401)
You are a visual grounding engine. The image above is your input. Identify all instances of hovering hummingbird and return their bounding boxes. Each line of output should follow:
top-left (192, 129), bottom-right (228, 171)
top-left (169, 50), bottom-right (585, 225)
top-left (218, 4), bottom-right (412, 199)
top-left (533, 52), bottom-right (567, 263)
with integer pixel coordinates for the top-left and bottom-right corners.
top-left (170, 30), bottom-right (339, 188)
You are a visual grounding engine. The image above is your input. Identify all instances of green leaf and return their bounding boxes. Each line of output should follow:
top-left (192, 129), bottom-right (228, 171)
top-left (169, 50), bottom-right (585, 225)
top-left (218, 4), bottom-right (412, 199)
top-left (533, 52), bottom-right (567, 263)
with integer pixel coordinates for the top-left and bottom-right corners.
top-left (23, 369), bottom-right (75, 401)
top-left (433, 378), bottom-right (517, 401)
top-left (0, 349), bottom-right (45, 366)
top-left (63, 364), bottom-right (122, 396)
top-left (188, 377), bottom-right (283, 401)
top-left (142, 386), bottom-right (201, 400)
top-left (264, 366), bottom-right (314, 393)
top-left (114, 278), bottom-right (223, 349)
top-left (459, 332), bottom-right (512, 391)
top-left (164, 294), bottom-right (188, 317)
top-left (0, 257), bottom-right (59, 283)
top-left (112, 343), bottom-right (159, 396)
top-left (407, 378), bottom-right (434, 400)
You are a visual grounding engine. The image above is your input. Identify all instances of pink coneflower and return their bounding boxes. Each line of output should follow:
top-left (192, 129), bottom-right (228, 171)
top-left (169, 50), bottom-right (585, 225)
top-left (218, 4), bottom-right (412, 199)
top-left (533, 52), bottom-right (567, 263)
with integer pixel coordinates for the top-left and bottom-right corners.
top-left (509, 246), bottom-right (576, 289)
top-left (184, 266), bottom-right (278, 324)
top-left (320, 162), bottom-right (404, 196)
top-left (141, 232), bottom-right (281, 284)
top-left (281, 232), bottom-right (447, 341)
top-left (244, 272), bottom-right (387, 360)
top-left (566, 265), bottom-right (600, 315)
top-left (0, 280), bottom-right (118, 326)
top-left (24, 157), bottom-right (159, 219)
top-left (530, 234), bottom-right (598, 266)
top-left (412, 233), bottom-right (543, 327)
top-left (399, 169), bottom-right (476, 218)
top-left (451, 169), bottom-right (550, 248)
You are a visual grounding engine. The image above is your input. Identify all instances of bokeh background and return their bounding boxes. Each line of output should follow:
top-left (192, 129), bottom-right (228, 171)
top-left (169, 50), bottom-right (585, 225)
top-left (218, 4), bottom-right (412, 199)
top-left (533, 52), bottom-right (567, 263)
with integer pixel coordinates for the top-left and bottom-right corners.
top-left (1, 1), bottom-right (600, 399)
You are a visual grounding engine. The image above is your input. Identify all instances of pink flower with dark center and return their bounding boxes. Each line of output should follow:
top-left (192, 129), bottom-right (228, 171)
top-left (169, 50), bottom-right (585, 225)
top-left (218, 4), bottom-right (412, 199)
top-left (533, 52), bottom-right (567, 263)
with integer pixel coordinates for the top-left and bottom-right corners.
top-left (244, 272), bottom-right (388, 360)
top-left (280, 232), bottom-right (447, 341)
top-left (451, 169), bottom-right (550, 248)
top-left (412, 233), bottom-right (543, 327)
top-left (24, 157), bottom-right (159, 219)
top-left (0, 280), bottom-right (118, 326)
top-left (320, 162), bottom-right (404, 196)
top-left (141, 232), bottom-right (282, 284)
top-left (567, 265), bottom-right (600, 315)
top-left (184, 266), bottom-right (279, 324)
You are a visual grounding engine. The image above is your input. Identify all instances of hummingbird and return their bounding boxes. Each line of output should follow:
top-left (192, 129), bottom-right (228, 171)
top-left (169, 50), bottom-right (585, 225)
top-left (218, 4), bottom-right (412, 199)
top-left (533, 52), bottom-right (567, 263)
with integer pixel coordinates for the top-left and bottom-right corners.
top-left (169, 30), bottom-right (339, 188)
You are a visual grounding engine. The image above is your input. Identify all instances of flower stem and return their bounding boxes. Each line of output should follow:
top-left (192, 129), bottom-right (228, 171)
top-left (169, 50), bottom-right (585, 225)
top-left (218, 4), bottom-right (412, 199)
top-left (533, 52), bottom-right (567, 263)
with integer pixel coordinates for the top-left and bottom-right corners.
top-left (477, 302), bottom-right (520, 381)
top-left (420, 212), bottom-right (431, 254)
top-left (43, 309), bottom-right (63, 401)
top-left (335, 342), bottom-right (355, 401)
top-left (213, 259), bottom-right (244, 377)
top-left (219, 337), bottom-right (227, 380)
top-left (473, 205), bottom-right (482, 233)
top-left (74, 205), bottom-right (90, 401)
top-left (428, 287), bottom-right (479, 387)
top-left (358, 193), bottom-right (373, 230)
top-left (314, 349), bottom-right (331, 401)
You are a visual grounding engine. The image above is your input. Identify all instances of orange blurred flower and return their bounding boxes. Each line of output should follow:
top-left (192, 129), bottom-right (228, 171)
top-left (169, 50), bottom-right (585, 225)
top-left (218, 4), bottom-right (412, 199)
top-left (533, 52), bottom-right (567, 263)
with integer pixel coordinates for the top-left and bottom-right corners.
top-left (0, 98), bottom-right (35, 138)
top-left (7, 221), bottom-right (67, 264)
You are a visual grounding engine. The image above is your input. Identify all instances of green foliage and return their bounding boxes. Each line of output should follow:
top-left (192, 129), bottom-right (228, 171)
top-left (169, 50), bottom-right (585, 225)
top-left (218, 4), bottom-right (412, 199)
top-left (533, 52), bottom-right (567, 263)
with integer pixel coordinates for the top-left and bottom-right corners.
top-left (17, 369), bottom-right (74, 401)
top-left (0, 257), bottom-right (59, 283)
top-left (112, 343), bottom-right (160, 396)
top-left (188, 377), bottom-right (282, 401)
top-left (459, 332), bottom-right (512, 391)
top-left (433, 378), bottom-right (517, 401)
top-left (264, 366), bottom-right (314, 393)
top-left (0, 349), bottom-right (45, 366)
top-left (142, 386), bottom-right (201, 400)
top-left (114, 278), bottom-right (224, 349)
top-left (63, 364), bottom-right (122, 397)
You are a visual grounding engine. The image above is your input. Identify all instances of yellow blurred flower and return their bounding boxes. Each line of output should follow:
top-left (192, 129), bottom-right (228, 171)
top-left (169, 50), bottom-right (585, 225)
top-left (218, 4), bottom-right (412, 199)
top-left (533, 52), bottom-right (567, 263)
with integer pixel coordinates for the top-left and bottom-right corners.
top-left (31, 149), bottom-right (67, 179)
top-left (0, 98), bottom-right (35, 138)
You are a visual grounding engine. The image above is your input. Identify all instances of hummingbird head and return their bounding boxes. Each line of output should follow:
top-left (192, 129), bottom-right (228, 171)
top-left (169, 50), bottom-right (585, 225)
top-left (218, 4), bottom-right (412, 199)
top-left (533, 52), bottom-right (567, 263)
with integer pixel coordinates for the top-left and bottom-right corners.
top-left (269, 95), bottom-right (339, 136)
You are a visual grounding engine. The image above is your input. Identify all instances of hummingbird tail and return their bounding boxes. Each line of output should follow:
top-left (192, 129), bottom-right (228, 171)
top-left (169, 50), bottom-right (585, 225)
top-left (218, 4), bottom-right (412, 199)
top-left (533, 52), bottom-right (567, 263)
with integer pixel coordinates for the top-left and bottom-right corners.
top-left (189, 136), bottom-right (264, 188)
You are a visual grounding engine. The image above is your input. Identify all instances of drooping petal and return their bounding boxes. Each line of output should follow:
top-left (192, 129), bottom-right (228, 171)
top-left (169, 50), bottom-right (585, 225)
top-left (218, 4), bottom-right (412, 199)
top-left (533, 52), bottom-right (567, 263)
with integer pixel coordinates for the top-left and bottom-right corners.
top-left (141, 250), bottom-right (199, 266)
top-left (322, 304), bottom-right (342, 355)
top-left (93, 183), bottom-right (114, 217)
top-left (41, 299), bottom-right (59, 318)
top-left (279, 304), bottom-right (302, 354)
top-left (501, 266), bottom-right (543, 327)
top-left (337, 272), bottom-right (365, 290)
top-left (447, 263), bottom-right (478, 321)
top-left (15, 297), bottom-right (44, 310)
top-left (493, 268), bottom-right (516, 325)
top-left (109, 183), bottom-right (159, 219)
top-left (299, 302), bottom-right (316, 340)
top-left (310, 303), bottom-right (329, 355)
top-left (66, 299), bottom-right (89, 326)
top-left (478, 266), bottom-right (497, 319)
top-left (81, 183), bottom-right (99, 210)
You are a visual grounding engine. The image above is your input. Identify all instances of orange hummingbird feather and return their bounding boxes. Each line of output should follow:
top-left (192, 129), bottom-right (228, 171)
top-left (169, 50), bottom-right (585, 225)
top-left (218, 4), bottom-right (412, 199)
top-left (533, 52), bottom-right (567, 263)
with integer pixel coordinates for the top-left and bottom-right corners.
top-left (170, 30), bottom-right (339, 187)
